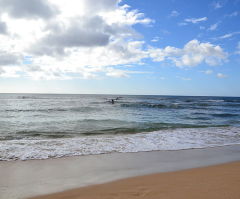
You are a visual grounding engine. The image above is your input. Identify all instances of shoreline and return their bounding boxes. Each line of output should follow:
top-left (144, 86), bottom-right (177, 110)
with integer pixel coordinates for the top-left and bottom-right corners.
top-left (1, 144), bottom-right (240, 198)
top-left (31, 161), bottom-right (240, 199)
top-left (1, 143), bottom-right (240, 162)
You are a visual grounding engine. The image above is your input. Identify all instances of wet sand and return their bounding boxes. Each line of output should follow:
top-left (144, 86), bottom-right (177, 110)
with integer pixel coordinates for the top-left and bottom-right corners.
top-left (1, 145), bottom-right (240, 199)
top-left (32, 161), bottom-right (240, 199)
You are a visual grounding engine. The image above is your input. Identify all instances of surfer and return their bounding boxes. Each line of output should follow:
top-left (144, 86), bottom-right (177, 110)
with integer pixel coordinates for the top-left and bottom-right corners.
top-left (106, 96), bottom-right (122, 104)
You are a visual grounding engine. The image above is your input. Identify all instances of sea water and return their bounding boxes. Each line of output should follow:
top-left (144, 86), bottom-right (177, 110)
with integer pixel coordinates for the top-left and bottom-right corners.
top-left (0, 94), bottom-right (240, 160)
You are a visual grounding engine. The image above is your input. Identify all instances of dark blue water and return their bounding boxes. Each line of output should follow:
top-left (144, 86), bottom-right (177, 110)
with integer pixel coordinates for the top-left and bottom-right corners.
top-left (0, 94), bottom-right (240, 160)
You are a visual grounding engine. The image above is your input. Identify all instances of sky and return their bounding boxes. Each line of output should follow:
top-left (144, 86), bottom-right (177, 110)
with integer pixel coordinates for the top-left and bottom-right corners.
top-left (0, 0), bottom-right (239, 96)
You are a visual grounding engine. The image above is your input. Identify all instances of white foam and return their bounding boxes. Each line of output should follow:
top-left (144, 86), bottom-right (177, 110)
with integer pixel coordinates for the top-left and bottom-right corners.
top-left (0, 127), bottom-right (240, 161)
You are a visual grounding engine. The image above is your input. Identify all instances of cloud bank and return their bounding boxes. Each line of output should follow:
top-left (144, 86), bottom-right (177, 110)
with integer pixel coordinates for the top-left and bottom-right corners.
top-left (0, 0), bottom-right (227, 79)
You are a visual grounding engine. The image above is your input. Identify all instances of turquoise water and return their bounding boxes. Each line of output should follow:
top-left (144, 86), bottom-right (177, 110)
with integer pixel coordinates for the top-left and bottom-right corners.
top-left (0, 94), bottom-right (240, 160)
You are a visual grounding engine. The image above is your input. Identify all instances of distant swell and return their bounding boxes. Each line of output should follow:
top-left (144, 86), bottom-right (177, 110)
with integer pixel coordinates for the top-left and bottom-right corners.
top-left (3, 107), bottom-right (100, 113)
top-left (120, 102), bottom-right (230, 109)
top-left (224, 99), bottom-right (240, 103)
top-left (211, 113), bottom-right (239, 117)
top-left (121, 103), bottom-right (181, 109)
top-left (225, 104), bottom-right (240, 107)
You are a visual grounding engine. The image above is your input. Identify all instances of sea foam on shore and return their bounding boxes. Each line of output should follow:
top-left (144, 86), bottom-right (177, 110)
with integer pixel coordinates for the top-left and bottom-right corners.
top-left (1, 126), bottom-right (240, 161)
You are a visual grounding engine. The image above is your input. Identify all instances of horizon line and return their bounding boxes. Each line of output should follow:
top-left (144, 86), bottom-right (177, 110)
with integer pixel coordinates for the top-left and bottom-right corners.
top-left (0, 92), bottom-right (239, 98)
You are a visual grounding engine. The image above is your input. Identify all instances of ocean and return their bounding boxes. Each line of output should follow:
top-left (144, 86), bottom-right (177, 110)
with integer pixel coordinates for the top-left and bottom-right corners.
top-left (0, 93), bottom-right (240, 161)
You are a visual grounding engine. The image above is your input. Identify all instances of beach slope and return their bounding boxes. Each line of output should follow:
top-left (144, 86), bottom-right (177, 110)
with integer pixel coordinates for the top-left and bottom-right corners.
top-left (32, 161), bottom-right (240, 199)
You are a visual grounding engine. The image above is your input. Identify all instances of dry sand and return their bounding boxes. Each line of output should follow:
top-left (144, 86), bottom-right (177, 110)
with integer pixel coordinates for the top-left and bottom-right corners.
top-left (32, 161), bottom-right (240, 199)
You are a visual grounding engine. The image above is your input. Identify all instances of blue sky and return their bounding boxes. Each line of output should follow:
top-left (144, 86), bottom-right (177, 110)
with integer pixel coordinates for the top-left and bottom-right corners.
top-left (0, 0), bottom-right (239, 96)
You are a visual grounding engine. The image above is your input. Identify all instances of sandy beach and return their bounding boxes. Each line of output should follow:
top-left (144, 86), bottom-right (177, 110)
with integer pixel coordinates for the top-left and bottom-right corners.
top-left (31, 161), bottom-right (240, 199)
top-left (1, 145), bottom-right (240, 199)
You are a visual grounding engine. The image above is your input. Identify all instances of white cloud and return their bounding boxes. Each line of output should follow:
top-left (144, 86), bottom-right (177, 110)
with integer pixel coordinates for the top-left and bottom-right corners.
top-left (202, 70), bottom-right (213, 74)
top-left (160, 29), bottom-right (170, 35)
top-left (149, 39), bottom-right (227, 67)
top-left (0, 0), bottom-right (153, 79)
top-left (0, 20), bottom-right (7, 34)
top-left (151, 36), bottom-right (160, 42)
top-left (212, 1), bottom-right (224, 9)
top-left (169, 10), bottom-right (180, 17)
top-left (0, 50), bottom-right (21, 65)
top-left (217, 73), bottom-right (227, 78)
top-left (208, 22), bottom-right (220, 31)
top-left (179, 17), bottom-right (207, 26)
top-left (217, 31), bottom-right (240, 39)
top-left (106, 68), bottom-right (150, 78)
top-left (0, 0), bottom-right (58, 19)
top-left (225, 11), bottom-right (238, 17)
top-left (105, 68), bottom-right (129, 78)
top-left (184, 17), bottom-right (208, 24)
top-left (178, 22), bottom-right (188, 26)
top-left (30, 16), bottom-right (112, 56)
top-left (0, 66), bottom-right (21, 77)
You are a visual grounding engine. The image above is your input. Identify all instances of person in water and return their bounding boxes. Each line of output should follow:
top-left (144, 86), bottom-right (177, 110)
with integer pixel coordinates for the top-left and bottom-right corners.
top-left (111, 99), bottom-right (115, 104)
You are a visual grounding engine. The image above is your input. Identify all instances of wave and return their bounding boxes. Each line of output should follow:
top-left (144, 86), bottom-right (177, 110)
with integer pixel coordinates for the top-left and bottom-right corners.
top-left (202, 99), bottom-right (225, 103)
top-left (120, 102), bottom-right (238, 109)
top-left (5, 108), bottom-right (67, 112)
top-left (184, 116), bottom-right (211, 120)
top-left (189, 103), bottom-right (210, 107)
top-left (224, 99), bottom-right (240, 103)
top-left (15, 131), bottom-right (75, 139)
top-left (7, 121), bottom-right (227, 141)
top-left (121, 103), bottom-right (182, 109)
top-left (211, 113), bottom-right (239, 117)
top-left (224, 103), bottom-right (240, 107)
top-left (17, 96), bottom-right (38, 99)
top-left (80, 124), bottom-right (206, 136)
top-left (229, 120), bottom-right (240, 124)
top-left (3, 107), bottom-right (100, 113)
top-left (1, 126), bottom-right (239, 161)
